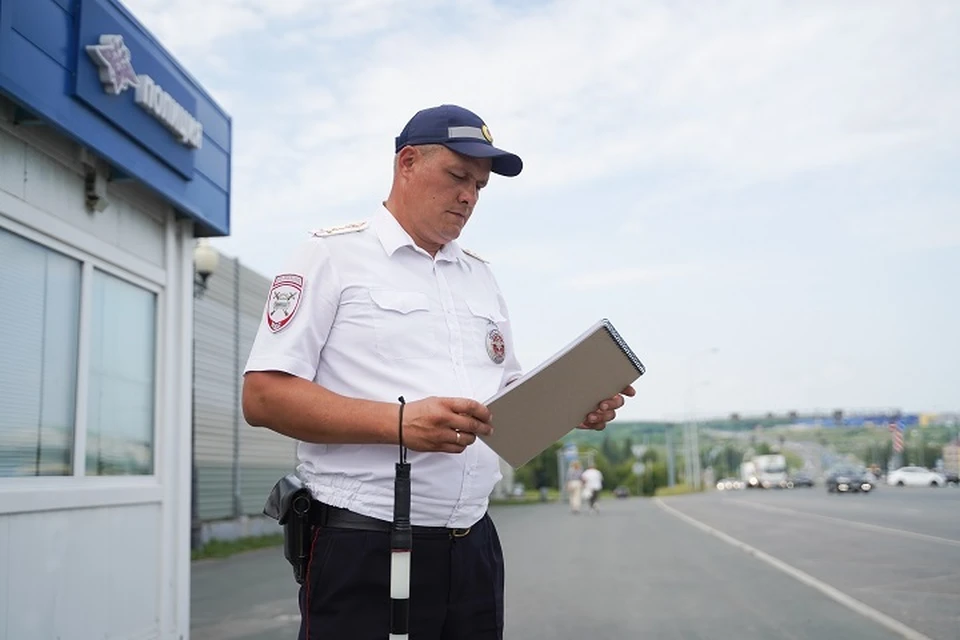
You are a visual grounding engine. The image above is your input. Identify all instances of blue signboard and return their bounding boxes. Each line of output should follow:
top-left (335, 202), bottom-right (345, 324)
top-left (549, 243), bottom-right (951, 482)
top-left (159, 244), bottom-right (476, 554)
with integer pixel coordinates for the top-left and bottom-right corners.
top-left (0, 0), bottom-right (231, 236)
top-left (75, 0), bottom-right (199, 178)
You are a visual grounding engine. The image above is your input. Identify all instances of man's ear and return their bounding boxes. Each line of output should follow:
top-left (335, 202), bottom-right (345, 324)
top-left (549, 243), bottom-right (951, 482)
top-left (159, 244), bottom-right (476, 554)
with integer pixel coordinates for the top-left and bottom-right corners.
top-left (396, 146), bottom-right (419, 176)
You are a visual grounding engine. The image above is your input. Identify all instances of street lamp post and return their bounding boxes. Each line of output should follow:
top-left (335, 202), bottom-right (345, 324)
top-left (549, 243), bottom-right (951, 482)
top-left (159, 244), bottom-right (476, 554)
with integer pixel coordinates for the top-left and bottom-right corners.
top-left (191, 239), bottom-right (218, 551)
top-left (685, 348), bottom-right (719, 491)
top-left (666, 426), bottom-right (676, 487)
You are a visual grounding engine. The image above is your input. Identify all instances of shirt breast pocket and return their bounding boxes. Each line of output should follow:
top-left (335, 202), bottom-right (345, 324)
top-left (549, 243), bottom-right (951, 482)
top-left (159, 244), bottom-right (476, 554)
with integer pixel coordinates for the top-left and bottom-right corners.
top-left (464, 297), bottom-right (508, 366)
top-left (369, 290), bottom-right (438, 360)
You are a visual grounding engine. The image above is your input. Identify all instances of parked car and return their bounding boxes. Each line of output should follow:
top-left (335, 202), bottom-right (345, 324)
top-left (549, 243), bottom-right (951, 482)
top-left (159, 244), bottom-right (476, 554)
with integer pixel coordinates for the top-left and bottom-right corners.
top-left (944, 471), bottom-right (959, 487)
top-left (825, 465), bottom-right (873, 493)
top-left (789, 472), bottom-right (815, 488)
top-left (886, 466), bottom-right (947, 487)
top-left (613, 485), bottom-right (630, 499)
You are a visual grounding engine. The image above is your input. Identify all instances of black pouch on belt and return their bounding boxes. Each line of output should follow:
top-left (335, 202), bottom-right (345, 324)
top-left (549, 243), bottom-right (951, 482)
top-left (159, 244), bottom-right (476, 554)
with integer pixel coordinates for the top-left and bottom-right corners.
top-left (263, 474), bottom-right (315, 585)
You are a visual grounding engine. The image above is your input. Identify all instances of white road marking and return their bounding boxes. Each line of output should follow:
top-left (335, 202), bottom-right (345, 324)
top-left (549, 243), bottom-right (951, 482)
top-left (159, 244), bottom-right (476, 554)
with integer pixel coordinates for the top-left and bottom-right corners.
top-left (655, 498), bottom-right (935, 640)
top-left (721, 499), bottom-right (960, 548)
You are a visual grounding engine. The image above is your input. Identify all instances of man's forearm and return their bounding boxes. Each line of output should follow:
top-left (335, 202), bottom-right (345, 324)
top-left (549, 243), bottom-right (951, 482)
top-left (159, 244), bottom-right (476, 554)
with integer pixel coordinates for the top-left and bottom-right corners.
top-left (242, 371), bottom-right (397, 445)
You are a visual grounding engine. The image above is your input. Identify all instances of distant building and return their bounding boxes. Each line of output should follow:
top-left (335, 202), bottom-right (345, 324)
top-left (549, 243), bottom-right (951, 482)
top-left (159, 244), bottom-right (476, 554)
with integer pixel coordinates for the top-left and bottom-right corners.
top-left (943, 440), bottom-right (960, 475)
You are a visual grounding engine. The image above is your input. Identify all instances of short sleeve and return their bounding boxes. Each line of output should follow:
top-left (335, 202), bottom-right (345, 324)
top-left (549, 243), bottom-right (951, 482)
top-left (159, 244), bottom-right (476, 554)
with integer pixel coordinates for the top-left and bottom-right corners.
top-left (243, 238), bottom-right (341, 381)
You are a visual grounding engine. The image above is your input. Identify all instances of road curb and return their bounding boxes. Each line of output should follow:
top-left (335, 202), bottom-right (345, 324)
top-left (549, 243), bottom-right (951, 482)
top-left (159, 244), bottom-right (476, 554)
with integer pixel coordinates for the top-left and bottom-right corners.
top-left (654, 498), bottom-right (934, 640)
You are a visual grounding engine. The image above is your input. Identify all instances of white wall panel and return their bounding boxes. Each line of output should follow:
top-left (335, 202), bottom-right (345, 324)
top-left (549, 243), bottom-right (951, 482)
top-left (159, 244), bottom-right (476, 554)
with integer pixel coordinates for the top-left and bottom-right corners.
top-left (115, 194), bottom-right (165, 266)
top-left (0, 504), bottom-right (163, 640)
top-left (22, 143), bottom-right (91, 230)
top-left (0, 128), bottom-right (24, 199)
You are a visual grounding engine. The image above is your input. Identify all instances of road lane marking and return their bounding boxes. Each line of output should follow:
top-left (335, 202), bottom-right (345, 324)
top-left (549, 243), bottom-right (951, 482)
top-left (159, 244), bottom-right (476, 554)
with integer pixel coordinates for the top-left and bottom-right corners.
top-left (655, 498), bottom-right (935, 640)
top-left (720, 499), bottom-right (960, 548)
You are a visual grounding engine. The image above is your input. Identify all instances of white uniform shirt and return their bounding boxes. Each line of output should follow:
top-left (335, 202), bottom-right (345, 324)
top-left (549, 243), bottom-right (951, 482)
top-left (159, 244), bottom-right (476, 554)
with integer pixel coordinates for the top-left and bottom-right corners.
top-left (244, 206), bottom-right (523, 528)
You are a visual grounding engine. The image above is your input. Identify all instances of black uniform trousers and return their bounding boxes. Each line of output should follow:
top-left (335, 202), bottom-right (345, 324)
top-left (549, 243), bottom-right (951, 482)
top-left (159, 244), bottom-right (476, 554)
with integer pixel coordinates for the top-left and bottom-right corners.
top-left (298, 512), bottom-right (504, 640)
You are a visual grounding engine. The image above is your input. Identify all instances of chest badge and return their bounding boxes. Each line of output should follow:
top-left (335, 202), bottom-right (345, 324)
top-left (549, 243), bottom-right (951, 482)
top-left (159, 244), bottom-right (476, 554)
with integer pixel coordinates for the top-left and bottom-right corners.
top-left (485, 324), bottom-right (506, 364)
top-left (267, 274), bottom-right (303, 333)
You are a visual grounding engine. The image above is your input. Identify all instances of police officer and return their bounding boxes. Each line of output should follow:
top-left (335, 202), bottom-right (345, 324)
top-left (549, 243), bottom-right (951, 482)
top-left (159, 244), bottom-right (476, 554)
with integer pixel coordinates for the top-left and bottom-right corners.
top-left (242, 104), bottom-right (635, 640)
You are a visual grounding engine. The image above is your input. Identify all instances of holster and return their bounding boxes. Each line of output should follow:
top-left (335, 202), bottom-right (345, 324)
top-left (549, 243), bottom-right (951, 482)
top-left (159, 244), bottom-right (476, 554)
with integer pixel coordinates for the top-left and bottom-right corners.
top-left (263, 474), bottom-right (315, 585)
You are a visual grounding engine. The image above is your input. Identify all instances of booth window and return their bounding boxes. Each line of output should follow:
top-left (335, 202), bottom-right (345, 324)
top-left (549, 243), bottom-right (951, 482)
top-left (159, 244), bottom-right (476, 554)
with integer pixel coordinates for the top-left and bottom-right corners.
top-left (0, 228), bottom-right (81, 477)
top-left (86, 270), bottom-right (156, 476)
top-left (0, 227), bottom-right (158, 478)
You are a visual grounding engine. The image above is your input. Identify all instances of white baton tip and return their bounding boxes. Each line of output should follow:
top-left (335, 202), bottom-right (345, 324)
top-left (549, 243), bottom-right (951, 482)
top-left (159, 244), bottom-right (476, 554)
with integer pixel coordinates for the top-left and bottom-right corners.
top-left (390, 551), bottom-right (411, 599)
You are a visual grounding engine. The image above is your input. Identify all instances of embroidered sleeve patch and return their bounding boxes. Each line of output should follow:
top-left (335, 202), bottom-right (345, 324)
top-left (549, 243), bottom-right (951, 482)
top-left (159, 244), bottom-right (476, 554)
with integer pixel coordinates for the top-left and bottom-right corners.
top-left (267, 274), bottom-right (304, 333)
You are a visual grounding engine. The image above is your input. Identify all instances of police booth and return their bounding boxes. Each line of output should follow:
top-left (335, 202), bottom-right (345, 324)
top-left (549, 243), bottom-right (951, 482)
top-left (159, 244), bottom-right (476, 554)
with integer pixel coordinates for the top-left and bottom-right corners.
top-left (0, 1), bottom-right (231, 638)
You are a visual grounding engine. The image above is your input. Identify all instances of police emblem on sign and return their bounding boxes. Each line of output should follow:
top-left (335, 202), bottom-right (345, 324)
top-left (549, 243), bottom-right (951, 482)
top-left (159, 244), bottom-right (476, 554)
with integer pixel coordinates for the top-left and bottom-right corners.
top-left (267, 274), bottom-right (303, 333)
top-left (485, 324), bottom-right (505, 364)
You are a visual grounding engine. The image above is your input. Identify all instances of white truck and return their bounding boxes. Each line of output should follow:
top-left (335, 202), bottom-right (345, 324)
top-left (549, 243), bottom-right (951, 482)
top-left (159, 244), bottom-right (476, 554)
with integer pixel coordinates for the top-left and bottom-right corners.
top-left (741, 454), bottom-right (789, 489)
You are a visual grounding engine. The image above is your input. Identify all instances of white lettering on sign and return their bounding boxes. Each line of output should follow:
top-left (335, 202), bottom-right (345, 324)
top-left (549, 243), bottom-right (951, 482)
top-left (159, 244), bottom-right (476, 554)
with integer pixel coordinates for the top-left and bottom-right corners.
top-left (134, 76), bottom-right (203, 148)
top-left (86, 34), bottom-right (203, 150)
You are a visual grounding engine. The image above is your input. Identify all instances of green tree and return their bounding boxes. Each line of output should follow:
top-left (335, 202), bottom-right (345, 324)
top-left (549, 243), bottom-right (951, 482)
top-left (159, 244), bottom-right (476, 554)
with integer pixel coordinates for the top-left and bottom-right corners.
top-left (637, 460), bottom-right (668, 496)
top-left (601, 434), bottom-right (620, 465)
top-left (783, 451), bottom-right (804, 471)
top-left (514, 442), bottom-right (562, 489)
top-left (712, 443), bottom-right (746, 479)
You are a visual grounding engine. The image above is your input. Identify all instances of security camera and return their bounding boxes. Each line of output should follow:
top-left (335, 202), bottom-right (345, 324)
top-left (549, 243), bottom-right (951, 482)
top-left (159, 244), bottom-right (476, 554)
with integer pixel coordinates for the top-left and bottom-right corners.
top-left (84, 167), bottom-right (110, 213)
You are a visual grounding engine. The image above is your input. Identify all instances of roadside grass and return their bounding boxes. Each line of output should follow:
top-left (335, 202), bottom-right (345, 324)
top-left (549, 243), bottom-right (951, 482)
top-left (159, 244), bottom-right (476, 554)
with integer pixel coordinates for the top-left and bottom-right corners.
top-left (490, 488), bottom-right (562, 506)
top-left (653, 484), bottom-right (701, 498)
top-left (191, 533), bottom-right (283, 561)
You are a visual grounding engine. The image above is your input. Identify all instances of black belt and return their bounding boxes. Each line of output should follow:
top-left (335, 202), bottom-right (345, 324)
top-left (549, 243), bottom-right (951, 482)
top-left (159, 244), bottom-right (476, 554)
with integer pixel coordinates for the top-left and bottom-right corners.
top-left (311, 500), bottom-right (473, 538)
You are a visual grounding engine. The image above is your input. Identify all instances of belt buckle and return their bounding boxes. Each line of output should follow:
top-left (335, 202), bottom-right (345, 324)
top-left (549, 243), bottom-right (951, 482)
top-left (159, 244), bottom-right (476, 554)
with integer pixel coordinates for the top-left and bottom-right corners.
top-left (451, 527), bottom-right (471, 538)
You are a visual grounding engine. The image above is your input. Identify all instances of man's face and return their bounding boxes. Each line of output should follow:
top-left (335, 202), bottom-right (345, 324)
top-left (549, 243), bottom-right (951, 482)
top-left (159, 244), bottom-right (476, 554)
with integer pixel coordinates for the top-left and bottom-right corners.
top-left (404, 146), bottom-right (492, 249)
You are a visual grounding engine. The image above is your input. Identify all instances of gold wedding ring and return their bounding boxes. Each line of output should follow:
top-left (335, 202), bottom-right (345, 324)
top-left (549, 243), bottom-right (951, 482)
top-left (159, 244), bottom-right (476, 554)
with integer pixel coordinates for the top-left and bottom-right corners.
top-left (456, 430), bottom-right (461, 444)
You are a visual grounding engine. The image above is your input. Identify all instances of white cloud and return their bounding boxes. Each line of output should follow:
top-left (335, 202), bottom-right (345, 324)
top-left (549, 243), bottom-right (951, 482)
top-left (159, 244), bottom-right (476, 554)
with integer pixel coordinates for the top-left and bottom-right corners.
top-left (120, 0), bottom-right (960, 419)
top-left (126, 0), bottom-right (960, 220)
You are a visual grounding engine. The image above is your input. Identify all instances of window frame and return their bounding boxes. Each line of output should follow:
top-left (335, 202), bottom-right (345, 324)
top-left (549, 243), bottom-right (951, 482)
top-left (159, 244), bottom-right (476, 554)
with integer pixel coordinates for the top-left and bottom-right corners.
top-left (0, 213), bottom-right (167, 514)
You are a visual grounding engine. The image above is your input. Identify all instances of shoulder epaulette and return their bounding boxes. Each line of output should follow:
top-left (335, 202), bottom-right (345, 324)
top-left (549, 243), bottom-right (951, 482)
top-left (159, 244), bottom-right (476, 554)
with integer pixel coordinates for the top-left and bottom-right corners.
top-left (462, 247), bottom-right (489, 263)
top-left (311, 221), bottom-right (369, 237)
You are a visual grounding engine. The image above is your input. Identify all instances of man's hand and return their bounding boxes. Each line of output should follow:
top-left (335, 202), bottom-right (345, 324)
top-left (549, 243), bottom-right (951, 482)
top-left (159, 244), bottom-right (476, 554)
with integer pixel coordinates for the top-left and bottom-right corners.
top-left (577, 385), bottom-right (636, 431)
top-left (400, 397), bottom-right (493, 453)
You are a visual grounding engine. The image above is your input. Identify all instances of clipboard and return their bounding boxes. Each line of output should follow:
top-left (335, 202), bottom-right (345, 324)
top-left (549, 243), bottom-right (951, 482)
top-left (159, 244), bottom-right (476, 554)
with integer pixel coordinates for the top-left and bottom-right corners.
top-left (480, 319), bottom-right (645, 468)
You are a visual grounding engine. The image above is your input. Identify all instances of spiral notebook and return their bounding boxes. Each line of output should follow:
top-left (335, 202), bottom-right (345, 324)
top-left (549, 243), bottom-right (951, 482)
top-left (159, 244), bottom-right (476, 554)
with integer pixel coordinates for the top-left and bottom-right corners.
top-left (480, 319), bottom-right (646, 468)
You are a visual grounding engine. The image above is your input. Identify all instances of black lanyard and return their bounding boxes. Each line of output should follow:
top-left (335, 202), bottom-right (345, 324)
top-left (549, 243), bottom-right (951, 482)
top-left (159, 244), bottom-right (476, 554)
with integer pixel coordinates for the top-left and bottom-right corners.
top-left (390, 396), bottom-right (412, 638)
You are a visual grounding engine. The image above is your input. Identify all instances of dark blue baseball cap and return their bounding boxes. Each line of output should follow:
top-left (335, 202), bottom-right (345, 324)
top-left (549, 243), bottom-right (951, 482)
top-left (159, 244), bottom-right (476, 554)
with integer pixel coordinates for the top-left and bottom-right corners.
top-left (395, 104), bottom-right (523, 177)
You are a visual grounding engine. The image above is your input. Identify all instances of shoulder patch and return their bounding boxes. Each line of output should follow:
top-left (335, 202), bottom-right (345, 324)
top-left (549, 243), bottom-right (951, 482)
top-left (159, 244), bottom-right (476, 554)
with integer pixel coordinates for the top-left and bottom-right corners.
top-left (462, 247), bottom-right (489, 263)
top-left (267, 274), bottom-right (304, 333)
top-left (311, 221), bottom-right (369, 237)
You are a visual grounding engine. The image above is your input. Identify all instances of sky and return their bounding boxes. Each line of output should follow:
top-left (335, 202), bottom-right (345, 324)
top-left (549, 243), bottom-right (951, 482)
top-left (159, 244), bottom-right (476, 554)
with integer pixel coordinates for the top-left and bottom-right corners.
top-left (124, 0), bottom-right (959, 422)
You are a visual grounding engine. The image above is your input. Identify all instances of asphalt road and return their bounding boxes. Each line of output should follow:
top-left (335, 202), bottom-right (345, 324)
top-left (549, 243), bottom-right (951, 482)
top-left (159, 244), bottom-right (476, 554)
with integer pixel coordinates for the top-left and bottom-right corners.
top-left (666, 485), bottom-right (960, 640)
top-left (191, 486), bottom-right (959, 639)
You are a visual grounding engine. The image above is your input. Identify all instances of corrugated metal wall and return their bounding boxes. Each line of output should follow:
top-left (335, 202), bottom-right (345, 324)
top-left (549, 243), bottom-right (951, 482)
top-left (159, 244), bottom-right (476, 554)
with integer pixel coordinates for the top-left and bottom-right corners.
top-left (193, 253), bottom-right (297, 522)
